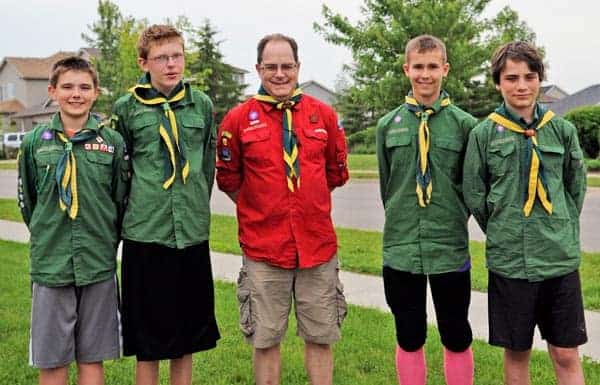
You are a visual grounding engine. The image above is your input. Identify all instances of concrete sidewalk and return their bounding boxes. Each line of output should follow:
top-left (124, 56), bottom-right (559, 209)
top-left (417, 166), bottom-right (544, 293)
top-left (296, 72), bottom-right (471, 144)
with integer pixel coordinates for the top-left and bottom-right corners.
top-left (1, 219), bottom-right (598, 361)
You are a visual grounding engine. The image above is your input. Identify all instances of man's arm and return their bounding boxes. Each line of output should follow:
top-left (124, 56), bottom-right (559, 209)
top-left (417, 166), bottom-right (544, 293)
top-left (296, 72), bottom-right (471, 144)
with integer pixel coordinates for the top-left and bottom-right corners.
top-left (463, 127), bottom-right (490, 233)
top-left (216, 108), bottom-right (243, 203)
top-left (375, 117), bottom-right (390, 203)
top-left (17, 133), bottom-right (37, 227)
top-left (111, 131), bottom-right (130, 233)
top-left (201, 96), bottom-right (217, 197)
top-left (563, 121), bottom-right (587, 214)
top-left (324, 109), bottom-right (349, 191)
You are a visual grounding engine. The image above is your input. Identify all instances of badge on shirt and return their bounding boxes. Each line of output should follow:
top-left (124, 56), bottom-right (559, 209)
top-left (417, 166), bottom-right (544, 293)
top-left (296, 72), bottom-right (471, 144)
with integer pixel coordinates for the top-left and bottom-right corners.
top-left (41, 130), bottom-right (53, 141)
top-left (219, 147), bottom-right (231, 162)
top-left (309, 113), bottom-right (319, 123)
top-left (96, 136), bottom-right (104, 143)
top-left (496, 124), bottom-right (505, 133)
top-left (394, 115), bottom-right (402, 123)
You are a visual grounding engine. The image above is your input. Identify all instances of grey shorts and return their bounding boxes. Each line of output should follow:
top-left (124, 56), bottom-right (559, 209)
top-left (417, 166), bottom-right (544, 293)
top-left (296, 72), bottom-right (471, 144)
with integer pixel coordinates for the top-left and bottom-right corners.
top-left (237, 256), bottom-right (347, 349)
top-left (29, 277), bottom-right (120, 369)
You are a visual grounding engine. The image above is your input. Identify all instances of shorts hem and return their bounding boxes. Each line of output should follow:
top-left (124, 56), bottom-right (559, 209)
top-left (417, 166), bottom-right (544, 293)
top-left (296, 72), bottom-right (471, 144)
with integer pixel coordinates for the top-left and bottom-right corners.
top-left (488, 339), bottom-right (532, 352)
top-left (77, 348), bottom-right (121, 364)
top-left (124, 341), bottom-right (218, 361)
top-left (31, 359), bottom-right (72, 370)
top-left (246, 335), bottom-right (283, 349)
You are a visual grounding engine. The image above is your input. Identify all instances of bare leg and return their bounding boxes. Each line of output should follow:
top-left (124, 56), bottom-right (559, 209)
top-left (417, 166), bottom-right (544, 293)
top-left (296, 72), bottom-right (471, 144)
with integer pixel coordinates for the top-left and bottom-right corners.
top-left (548, 344), bottom-right (585, 385)
top-left (504, 349), bottom-right (531, 385)
top-left (254, 345), bottom-right (281, 385)
top-left (77, 362), bottom-right (104, 385)
top-left (170, 355), bottom-right (193, 385)
top-left (305, 342), bottom-right (333, 385)
top-left (136, 360), bottom-right (159, 385)
top-left (39, 366), bottom-right (68, 385)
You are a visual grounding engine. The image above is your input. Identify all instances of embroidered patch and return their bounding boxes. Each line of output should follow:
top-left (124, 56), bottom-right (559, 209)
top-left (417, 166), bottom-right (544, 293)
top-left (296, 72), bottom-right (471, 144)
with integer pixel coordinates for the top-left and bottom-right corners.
top-left (96, 136), bottom-right (104, 143)
top-left (248, 110), bottom-right (259, 121)
top-left (85, 143), bottom-right (91, 150)
top-left (219, 147), bottom-right (231, 162)
top-left (221, 130), bottom-right (233, 139)
top-left (309, 114), bottom-right (319, 123)
top-left (92, 143), bottom-right (99, 151)
top-left (314, 128), bottom-right (327, 134)
top-left (394, 115), bottom-right (402, 123)
top-left (496, 124), bottom-right (505, 133)
top-left (41, 130), bottom-right (53, 140)
top-left (387, 127), bottom-right (409, 135)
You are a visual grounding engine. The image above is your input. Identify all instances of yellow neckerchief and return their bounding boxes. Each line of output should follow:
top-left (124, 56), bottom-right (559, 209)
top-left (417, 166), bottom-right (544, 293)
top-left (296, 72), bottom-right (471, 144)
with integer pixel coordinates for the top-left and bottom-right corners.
top-left (405, 94), bottom-right (451, 207)
top-left (254, 87), bottom-right (303, 192)
top-left (55, 129), bottom-right (97, 219)
top-left (488, 110), bottom-right (555, 216)
top-left (129, 79), bottom-right (188, 189)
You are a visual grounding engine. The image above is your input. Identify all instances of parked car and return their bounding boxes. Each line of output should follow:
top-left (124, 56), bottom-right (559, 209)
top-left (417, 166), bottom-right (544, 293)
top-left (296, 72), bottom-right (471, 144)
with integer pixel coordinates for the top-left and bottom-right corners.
top-left (1, 132), bottom-right (29, 159)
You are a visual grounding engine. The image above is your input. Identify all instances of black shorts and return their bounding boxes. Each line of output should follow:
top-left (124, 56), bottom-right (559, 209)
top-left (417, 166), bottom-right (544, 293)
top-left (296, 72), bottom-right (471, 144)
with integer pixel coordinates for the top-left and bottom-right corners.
top-left (121, 239), bottom-right (221, 361)
top-left (488, 270), bottom-right (587, 351)
top-left (383, 266), bottom-right (472, 352)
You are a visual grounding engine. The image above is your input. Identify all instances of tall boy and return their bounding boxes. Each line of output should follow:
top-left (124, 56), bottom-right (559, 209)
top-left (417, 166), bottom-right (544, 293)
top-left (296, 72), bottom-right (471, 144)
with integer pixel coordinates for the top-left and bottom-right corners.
top-left (463, 41), bottom-right (587, 385)
top-left (18, 57), bottom-right (127, 385)
top-left (376, 35), bottom-right (477, 385)
top-left (112, 24), bottom-right (220, 385)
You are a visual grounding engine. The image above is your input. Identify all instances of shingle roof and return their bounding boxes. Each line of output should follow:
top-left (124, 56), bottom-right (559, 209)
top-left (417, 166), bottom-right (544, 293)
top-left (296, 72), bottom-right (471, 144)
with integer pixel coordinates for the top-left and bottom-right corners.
top-left (550, 84), bottom-right (600, 116)
top-left (0, 99), bottom-right (24, 114)
top-left (0, 51), bottom-right (76, 80)
top-left (11, 100), bottom-right (59, 118)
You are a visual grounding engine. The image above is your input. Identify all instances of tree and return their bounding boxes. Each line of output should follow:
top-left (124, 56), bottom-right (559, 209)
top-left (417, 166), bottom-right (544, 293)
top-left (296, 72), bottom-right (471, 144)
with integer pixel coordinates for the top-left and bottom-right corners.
top-left (315, 0), bottom-right (539, 119)
top-left (565, 106), bottom-right (600, 159)
top-left (187, 20), bottom-right (247, 124)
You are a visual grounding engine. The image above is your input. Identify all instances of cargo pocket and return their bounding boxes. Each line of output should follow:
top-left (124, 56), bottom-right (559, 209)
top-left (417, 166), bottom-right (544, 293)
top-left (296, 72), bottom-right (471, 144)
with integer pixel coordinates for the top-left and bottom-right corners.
top-left (335, 271), bottom-right (348, 326)
top-left (236, 266), bottom-right (254, 337)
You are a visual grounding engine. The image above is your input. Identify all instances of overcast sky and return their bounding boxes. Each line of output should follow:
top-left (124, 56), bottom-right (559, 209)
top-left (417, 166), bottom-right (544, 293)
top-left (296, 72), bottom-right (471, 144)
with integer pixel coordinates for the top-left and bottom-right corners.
top-left (1, 0), bottom-right (598, 94)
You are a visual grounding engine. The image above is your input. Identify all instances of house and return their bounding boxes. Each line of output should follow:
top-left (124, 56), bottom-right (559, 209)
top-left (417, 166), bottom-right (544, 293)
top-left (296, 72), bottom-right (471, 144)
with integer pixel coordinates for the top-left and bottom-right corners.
top-left (227, 63), bottom-right (249, 87)
top-left (300, 80), bottom-right (338, 106)
top-left (550, 84), bottom-right (600, 116)
top-left (538, 84), bottom-right (569, 106)
top-left (0, 51), bottom-right (76, 131)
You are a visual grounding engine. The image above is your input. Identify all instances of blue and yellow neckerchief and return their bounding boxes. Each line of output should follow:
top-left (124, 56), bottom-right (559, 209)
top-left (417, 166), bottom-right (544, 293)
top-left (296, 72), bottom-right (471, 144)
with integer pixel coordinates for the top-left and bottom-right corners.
top-left (405, 91), bottom-right (451, 207)
top-left (488, 107), bottom-right (555, 216)
top-left (55, 128), bottom-right (97, 219)
top-left (254, 86), bottom-right (303, 192)
top-left (129, 73), bottom-right (188, 189)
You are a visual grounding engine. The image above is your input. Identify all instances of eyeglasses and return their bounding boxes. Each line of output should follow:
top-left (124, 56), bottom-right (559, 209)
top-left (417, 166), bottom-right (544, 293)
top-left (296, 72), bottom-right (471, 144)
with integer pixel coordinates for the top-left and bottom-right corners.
top-left (259, 63), bottom-right (298, 74)
top-left (148, 53), bottom-right (184, 66)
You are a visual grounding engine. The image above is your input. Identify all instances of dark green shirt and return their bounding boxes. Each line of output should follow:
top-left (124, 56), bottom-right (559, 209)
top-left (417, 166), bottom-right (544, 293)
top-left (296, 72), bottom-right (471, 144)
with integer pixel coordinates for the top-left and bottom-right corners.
top-left (376, 95), bottom-right (478, 274)
top-left (463, 103), bottom-right (586, 281)
top-left (112, 83), bottom-right (216, 249)
top-left (18, 114), bottom-right (128, 287)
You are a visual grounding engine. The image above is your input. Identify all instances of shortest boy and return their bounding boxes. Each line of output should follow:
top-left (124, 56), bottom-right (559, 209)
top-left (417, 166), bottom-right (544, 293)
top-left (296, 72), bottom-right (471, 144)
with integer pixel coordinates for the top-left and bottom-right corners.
top-left (18, 57), bottom-right (128, 385)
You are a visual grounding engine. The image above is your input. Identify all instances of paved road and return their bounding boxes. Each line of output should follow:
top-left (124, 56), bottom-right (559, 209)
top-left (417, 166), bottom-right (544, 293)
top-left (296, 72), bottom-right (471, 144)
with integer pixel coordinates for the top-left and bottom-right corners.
top-left (2, 170), bottom-right (599, 251)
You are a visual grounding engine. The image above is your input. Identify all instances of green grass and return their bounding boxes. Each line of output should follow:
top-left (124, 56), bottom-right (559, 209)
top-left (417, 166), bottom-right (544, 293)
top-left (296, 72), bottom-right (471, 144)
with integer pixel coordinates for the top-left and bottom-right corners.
top-left (588, 176), bottom-right (600, 188)
top-left (1, 239), bottom-right (599, 384)
top-left (348, 153), bottom-right (377, 171)
top-left (0, 160), bottom-right (16, 170)
top-left (1, 198), bottom-right (599, 310)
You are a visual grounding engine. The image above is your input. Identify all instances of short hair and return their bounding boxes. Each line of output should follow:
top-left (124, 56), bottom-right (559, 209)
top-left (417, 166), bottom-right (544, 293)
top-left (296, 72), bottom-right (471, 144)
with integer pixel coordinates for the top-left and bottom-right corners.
top-left (50, 56), bottom-right (98, 88)
top-left (137, 24), bottom-right (184, 59)
top-left (257, 33), bottom-right (298, 64)
top-left (491, 41), bottom-right (545, 85)
top-left (405, 34), bottom-right (447, 63)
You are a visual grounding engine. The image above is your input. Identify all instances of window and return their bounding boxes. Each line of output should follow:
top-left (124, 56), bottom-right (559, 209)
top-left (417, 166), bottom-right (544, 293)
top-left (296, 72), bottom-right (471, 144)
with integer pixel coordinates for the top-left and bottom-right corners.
top-left (0, 83), bottom-right (15, 101)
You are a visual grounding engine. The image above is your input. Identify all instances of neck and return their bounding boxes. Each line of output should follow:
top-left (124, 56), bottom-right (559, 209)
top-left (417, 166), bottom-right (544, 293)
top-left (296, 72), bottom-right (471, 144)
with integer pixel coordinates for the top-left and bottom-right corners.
top-left (60, 113), bottom-right (87, 137)
top-left (507, 103), bottom-right (535, 124)
top-left (412, 91), bottom-right (440, 108)
top-left (152, 82), bottom-right (177, 97)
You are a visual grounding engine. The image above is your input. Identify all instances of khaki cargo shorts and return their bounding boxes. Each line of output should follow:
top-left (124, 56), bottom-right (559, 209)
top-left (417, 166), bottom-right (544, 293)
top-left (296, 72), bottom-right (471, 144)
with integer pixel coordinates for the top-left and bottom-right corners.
top-left (236, 256), bottom-right (347, 349)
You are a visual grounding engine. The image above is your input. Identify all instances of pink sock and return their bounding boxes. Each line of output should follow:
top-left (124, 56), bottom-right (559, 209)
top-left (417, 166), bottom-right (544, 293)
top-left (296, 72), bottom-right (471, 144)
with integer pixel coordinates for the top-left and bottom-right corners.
top-left (395, 345), bottom-right (426, 385)
top-left (443, 347), bottom-right (474, 385)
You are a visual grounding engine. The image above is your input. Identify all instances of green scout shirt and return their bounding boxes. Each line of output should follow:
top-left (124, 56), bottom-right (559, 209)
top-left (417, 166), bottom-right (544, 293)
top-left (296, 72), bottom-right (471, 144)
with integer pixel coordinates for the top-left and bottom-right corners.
top-left (376, 94), bottom-right (478, 274)
top-left (18, 114), bottom-right (128, 287)
top-left (463, 103), bottom-right (586, 281)
top-left (113, 82), bottom-right (216, 249)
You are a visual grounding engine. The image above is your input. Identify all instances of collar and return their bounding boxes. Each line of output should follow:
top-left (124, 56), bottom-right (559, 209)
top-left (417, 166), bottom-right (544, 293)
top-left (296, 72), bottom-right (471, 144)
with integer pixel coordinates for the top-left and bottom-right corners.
top-left (50, 113), bottom-right (100, 134)
top-left (497, 102), bottom-right (544, 129)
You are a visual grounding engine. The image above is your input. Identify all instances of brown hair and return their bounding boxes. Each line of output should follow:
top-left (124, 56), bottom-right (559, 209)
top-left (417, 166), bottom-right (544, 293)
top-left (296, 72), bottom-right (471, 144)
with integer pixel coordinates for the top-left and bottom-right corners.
top-left (405, 34), bottom-right (447, 63)
top-left (491, 41), bottom-right (545, 85)
top-left (50, 56), bottom-right (98, 88)
top-left (257, 33), bottom-right (298, 64)
top-left (137, 24), bottom-right (184, 59)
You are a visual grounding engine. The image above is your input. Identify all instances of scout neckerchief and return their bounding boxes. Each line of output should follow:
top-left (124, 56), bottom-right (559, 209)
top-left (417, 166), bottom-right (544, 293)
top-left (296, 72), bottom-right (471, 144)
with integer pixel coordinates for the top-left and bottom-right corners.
top-left (129, 73), bottom-right (189, 189)
top-left (55, 118), bottom-right (97, 219)
top-left (254, 86), bottom-right (303, 192)
top-left (488, 105), bottom-right (555, 216)
top-left (405, 91), bottom-right (451, 207)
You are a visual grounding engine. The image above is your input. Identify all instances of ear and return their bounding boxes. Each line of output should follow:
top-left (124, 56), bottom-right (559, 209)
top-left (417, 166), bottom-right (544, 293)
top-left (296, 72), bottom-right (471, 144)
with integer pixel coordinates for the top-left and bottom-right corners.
top-left (402, 62), bottom-right (410, 76)
top-left (255, 63), bottom-right (262, 76)
top-left (138, 57), bottom-right (148, 72)
top-left (495, 83), bottom-right (501, 91)
top-left (47, 84), bottom-right (56, 100)
top-left (442, 62), bottom-right (450, 77)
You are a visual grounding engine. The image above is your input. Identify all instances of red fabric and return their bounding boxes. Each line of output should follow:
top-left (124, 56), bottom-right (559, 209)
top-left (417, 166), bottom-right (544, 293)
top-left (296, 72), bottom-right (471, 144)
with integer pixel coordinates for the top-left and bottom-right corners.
top-left (216, 95), bottom-right (349, 269)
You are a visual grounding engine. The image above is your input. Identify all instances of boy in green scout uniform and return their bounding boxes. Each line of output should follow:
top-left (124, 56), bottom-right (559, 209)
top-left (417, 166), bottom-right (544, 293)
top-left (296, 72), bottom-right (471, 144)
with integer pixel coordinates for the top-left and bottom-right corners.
top-left (463, 41), bottom-right (587, 385)
top-left (112, 24), bottom-right (220, 385)
top-left (376, 35), bottom-right (477, 385)
top-left (18, 57), bottom-right (127, 385)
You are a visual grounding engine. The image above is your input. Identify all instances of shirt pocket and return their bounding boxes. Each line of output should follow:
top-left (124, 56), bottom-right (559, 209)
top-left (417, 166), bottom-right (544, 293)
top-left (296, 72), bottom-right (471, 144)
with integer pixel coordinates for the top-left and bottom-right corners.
top-left (488, 140), bottom-right (516, 177)
top-left (180, 114), bottom-right (206, 148)
top-left (85, 150), bottom-right (114, 189)
top-left (302, 126), bottom-right (328, 162)
top-left (241, 127), bottom-right (271, 165)
top-left (33, 150), bottom-right (62, 193)
top-left (432, 137), bottom-right (464, 182)
top-left (537, 144), bottom-right (564, 177)
top-left (385, 134), bottom-right (414, 166)
top-left (130, 112), bottom-right (160, 151)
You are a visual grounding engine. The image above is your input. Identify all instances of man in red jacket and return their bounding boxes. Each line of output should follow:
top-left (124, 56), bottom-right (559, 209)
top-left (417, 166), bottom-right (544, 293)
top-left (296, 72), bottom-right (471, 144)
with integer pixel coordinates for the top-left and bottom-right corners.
top-left (216, 33), bottom-right (349, 385)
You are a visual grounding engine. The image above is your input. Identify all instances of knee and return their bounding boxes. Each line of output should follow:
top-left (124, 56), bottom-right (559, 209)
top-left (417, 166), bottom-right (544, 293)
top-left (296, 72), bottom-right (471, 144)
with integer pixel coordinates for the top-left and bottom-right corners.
top-left (439, 320), bottom-right (472, 352)
top-left (549, 346), bottom-right (580, 369)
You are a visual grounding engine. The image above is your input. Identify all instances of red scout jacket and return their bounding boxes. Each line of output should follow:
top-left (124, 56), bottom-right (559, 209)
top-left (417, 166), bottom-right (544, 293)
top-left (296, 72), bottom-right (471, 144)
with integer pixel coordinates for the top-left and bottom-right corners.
top-left (216, 94), bottom-right (349, 269)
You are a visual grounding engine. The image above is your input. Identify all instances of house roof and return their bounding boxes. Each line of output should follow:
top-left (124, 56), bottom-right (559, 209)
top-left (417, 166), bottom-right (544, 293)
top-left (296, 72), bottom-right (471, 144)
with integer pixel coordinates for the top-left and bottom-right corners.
top-left (539, 84), bottom-right (569, 103)
top-left (11, 100), bottom-right (59, 119)
top-left (550, 84), bottom-right (600, 116)
top-left (300, 80), bottom-right (337, 96)
top-left (226, 63), bottom-right (249, 74)
top-left (0, 99), bottom-right (24, 114)
top-left (0, 51), bottom-right (77, 80)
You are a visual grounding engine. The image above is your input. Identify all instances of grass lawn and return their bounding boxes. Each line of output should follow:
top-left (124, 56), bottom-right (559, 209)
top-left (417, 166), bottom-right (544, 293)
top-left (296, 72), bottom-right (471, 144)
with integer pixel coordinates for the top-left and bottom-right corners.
top-left (1, 240), bottom-right (599, 384)
top-left (588, 176), bottom-right (600, 188)
top-left (1, 198), bottom-right (599, 311)
top-left (0, 160), bottom-right (16, 170)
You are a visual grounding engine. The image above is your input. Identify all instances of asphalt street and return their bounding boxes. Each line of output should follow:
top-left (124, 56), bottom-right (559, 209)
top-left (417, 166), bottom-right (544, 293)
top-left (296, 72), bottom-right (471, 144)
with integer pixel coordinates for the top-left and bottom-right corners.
top-left (1, 170), bottom-right (599, 251)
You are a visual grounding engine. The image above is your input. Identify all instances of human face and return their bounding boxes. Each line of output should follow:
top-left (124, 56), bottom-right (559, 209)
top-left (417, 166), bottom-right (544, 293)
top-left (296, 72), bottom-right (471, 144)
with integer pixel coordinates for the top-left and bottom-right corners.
top-left (48, 70), bottom-right (99, 121)
top-left (138, 39), bottom-right (185, 95)
top-left (496, 59), bottom-right (540, 119)
top-left (403, 49), bottom-right (449, 106)
top-left (256, 40), bottom-right (300, 101)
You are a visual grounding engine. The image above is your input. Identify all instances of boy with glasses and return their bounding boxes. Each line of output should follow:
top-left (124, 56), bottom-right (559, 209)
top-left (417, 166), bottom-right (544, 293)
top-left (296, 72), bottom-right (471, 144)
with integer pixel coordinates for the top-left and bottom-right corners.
top-left (112, 24), bottom-right (220, 385)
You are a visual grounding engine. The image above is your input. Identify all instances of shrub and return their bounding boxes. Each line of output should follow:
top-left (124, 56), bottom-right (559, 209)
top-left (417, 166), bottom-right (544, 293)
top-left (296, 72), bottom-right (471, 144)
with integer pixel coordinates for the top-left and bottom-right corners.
top-left (564, 106), bottom-right (600, 159)
top-left (347, 126), bottom-right (376, 154)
